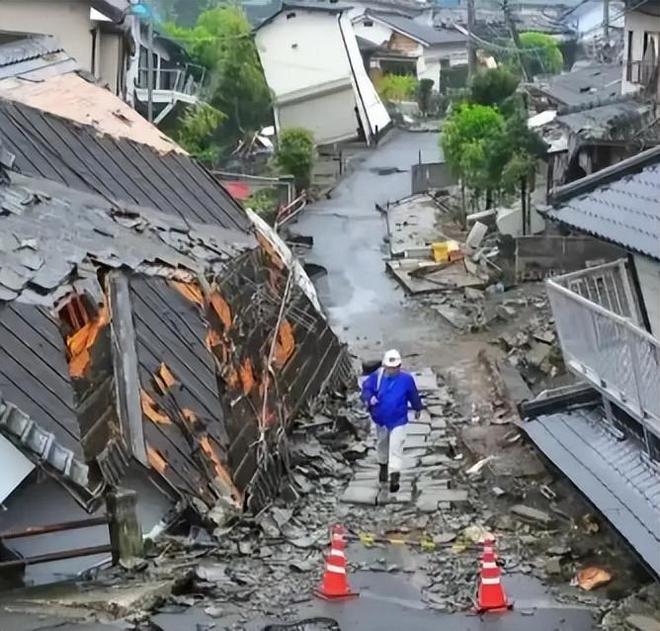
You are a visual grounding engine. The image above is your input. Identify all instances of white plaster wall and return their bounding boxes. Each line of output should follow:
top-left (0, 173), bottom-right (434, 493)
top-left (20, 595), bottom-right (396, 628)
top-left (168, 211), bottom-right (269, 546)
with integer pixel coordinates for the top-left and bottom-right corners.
top-left (277, 87), bottom-right (358, 145)
top-left (634, 254), bottom-right (660, 338)
top-left (0, 0), bottom-right (93, 71)
top-left (256, 10), bottom-right (352, 99)
top-left (352, 17), bottom-right (392, 45)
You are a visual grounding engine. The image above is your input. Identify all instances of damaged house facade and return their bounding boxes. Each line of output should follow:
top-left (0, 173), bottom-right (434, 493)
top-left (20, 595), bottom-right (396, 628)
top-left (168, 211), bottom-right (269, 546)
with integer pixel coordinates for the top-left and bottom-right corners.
top-left (0, 0), bottom-right (207, 122)
top-left (255, 2), bottom-right (391, 146)
top-left (524, 148), bottom-right (660, 576)
top-left (352, 11), bottom-right (467, 89)
top-left (0, 97), bottom-right (351, 584)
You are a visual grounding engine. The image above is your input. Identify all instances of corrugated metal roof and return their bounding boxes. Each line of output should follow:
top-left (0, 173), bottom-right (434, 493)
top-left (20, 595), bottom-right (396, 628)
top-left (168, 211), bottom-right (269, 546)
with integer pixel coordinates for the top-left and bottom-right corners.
top-left (524, 406), bottom-right (660, 576)
top-left (0, 98), bottom-right (252, 232)
top-left (546, 160), bottom-right (660, 259)
top-left (0, 34), bottom-right (63, 67)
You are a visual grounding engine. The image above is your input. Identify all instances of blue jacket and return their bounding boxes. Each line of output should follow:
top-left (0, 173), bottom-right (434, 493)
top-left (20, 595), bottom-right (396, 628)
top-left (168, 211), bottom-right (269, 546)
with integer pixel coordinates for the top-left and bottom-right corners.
top-left (361, 369), bottom-right (423, 430)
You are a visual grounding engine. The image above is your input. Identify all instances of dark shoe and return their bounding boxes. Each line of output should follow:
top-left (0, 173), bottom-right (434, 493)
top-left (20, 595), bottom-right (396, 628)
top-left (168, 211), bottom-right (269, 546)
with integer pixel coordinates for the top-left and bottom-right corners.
top-left (378, 464), bottom-right (388, 483)
top-left (389, 472), bottom-right (400, 493)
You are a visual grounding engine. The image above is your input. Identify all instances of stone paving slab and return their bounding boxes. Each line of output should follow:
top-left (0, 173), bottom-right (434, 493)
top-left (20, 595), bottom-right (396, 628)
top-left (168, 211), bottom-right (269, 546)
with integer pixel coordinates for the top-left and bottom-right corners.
top-left (407, 423), bottom-right (431, 436)
top-left (341, 483), bottom-right (379, 505)
top-left (403, 433), bottom-right (429, 449)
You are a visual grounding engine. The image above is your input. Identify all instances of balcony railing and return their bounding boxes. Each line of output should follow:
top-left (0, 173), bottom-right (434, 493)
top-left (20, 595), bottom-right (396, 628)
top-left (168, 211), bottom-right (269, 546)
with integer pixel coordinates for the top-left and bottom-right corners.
top-left (547, 260), bottom-right (660, 436)
top-left (136, 64), bottom-right (207, 100)
top-left (625, 59), bottom-right (658, 87)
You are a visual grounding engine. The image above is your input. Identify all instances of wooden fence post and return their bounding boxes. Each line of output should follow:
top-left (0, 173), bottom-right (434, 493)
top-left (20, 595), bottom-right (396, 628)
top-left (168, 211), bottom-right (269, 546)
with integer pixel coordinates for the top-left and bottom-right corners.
top-left (106, 488), bottom-right (143, 564)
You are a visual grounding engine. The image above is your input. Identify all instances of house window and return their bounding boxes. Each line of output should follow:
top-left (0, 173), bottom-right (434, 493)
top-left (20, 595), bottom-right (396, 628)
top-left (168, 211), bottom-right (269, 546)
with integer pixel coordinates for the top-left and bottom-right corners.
top-left (286, 11), bottom-right (296, 18)
top-left (364, 19), bottom-right (374, 26)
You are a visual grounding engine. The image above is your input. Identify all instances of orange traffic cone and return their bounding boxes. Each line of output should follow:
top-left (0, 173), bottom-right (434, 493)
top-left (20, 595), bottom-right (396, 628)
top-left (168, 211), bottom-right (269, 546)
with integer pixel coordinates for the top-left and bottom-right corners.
top-left (314, 524), bottom-right (359, 600)
top-left (476, 538), bottom-right (512, 613)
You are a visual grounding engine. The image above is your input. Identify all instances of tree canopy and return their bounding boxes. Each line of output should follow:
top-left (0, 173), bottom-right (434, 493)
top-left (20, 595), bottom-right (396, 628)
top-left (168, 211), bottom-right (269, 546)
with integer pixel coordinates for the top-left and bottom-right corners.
top-left (469, 68), bottom-right (519, 108)
top-left (519, 32), bottom-right (564, 77)
top-left (164, 6), bottom-right (272, 159)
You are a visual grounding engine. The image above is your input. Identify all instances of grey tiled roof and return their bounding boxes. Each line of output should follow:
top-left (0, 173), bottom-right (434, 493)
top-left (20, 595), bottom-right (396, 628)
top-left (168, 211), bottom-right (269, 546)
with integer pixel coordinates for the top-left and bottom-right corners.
top-left (0, 171), bottom-right (255, 306)
top-left (524, 406), bottom-right (660, 576)
top-left (0, 99), bottom-right (251, 232)
top-left (371, 12), bottom-right (466, 45)
top-left (547, 158), bottom-right (660, 259)
top-left (531, 64), bottom-right (622, 108)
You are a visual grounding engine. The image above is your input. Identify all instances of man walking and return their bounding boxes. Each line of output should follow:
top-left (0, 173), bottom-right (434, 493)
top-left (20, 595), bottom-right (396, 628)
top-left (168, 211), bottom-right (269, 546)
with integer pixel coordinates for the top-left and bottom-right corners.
top-left (361, 349), bottom-right (423, 492)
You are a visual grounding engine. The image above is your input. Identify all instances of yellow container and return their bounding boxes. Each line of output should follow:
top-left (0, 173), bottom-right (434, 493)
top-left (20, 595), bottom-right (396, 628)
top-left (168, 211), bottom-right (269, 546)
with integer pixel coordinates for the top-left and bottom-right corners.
top-left (431, 240), bottom-right (461, 263)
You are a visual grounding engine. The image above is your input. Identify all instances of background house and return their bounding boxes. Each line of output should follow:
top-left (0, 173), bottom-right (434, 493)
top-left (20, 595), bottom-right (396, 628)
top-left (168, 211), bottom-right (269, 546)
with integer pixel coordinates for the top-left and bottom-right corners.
top-left (255, 2), bottom-right (390, 146)
top-left (562, 0), bottom-right (624, 42)
top-left (353, 11), bottom-right (467, 89)
top-left (622, 0), bottom-right (660, 97)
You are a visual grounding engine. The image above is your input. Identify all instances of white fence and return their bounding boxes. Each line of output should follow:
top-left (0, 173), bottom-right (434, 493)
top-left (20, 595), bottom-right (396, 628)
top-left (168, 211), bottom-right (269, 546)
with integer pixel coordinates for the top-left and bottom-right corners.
top-left (547, 260), bottom-right (660, 436)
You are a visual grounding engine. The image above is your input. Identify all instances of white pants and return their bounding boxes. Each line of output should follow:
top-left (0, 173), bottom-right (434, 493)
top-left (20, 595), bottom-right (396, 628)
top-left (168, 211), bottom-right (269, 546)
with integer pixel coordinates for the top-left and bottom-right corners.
top-left (376, 424), bottom-right (406, 473)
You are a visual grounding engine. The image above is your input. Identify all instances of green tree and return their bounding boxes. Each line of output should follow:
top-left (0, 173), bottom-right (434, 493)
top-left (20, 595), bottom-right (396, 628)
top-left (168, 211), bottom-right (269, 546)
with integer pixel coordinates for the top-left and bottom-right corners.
top-left (469, 68), bottom-right (519, 108)
top-left (375, 74), bottom-right (418, 102)
top-left (519, 32), bottom-right (563, 77)
top-left (441, 103), bottom-right (505, 218)
top-left (175, 103), bottom-right (225, 163)
top-left (164, 6), bottom-right (272, 156)
top-left (276, 128), bottom-right (315, 191)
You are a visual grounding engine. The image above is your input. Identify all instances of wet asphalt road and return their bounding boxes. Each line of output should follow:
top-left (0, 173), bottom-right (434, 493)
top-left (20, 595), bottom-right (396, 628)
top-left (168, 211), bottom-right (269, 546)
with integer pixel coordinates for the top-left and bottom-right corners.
top-left (294, 131), bottom-right (457, 366)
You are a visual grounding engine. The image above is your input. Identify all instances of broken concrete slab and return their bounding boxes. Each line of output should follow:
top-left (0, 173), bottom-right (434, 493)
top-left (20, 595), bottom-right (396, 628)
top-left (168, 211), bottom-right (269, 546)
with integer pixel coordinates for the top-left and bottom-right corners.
top-left (510, 504), bottom-right (555, 527)
top-left (340, 483), bottom-right (378, 506)
top-left (408, 409), bottom-right (432, 424)
top-left (430, 489), bottom-right (469, 504)
top-left (410, 368), bottom-right (438, 392)
top-left (626, 615), bottom-right (660, 631)
top-left (404, 433), bottom-right (429, 449)
top-left (407, 423), bottom-right (431, 436)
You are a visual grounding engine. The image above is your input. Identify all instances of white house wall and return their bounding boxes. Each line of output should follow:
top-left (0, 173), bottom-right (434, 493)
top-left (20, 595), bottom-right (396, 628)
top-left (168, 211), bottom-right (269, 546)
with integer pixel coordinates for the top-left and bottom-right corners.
top-left (352, 18), bottom-right (393, 46)
top-left (622, 9), bottom-right (660, 94)
top-left (257, 11), bottom-right (353, 102)
top-left (634, 254), bottom-right (660, 338)
top-left (340, 14), bottom-right (391, 138)
top-left (566, 1), bottom-right (624, 40)
top-left (277, 86), bottom-right (359, 144)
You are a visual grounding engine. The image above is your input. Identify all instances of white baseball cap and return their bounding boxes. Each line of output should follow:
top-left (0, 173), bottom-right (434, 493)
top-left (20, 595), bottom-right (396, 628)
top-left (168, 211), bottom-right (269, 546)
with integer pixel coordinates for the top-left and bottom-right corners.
top-left (382, 349), bottom-right (402, 367)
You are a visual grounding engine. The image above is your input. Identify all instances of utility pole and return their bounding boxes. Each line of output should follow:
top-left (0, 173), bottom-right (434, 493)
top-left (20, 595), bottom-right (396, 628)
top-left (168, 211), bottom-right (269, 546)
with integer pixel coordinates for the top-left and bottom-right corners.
top-left (501, 0), bottom-right (529, 82)
top-left (603, 0), bottom-right (610, 42)
top-left (147, 7), bottom-right (154, 123)
top-left (467, 0), bottom-right (477, 79)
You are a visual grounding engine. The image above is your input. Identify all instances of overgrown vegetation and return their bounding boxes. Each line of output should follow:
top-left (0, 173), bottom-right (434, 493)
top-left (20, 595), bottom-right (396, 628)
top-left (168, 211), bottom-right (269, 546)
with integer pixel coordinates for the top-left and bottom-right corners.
top-left (175, 103), bottom-right (225, 163)
top-left (164, 6), bottom-right (272, 162)
top-left (375, 74), bottom-right (418, 102)
top-left (275, 128), bottom-right (315, 191)
top-left (518, 32), bottom-right (564, 77)
top-left (440, 68), bottom-right (546, 226)
top-left (246, 188), bottom-right (280, 223)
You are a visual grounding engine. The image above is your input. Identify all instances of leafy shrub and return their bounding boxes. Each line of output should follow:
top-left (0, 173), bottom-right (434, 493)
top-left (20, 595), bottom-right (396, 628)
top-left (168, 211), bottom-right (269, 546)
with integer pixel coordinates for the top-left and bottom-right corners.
top-left (276, 128), bottom-right (315, 190)
top-left (376, 74), bottom-right (418, 102)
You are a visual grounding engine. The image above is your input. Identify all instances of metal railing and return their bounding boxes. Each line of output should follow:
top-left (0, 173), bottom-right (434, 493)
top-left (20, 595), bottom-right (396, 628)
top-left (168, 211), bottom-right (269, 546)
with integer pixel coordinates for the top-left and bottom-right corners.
top-left (136, 63), bottom-right (207, 98)
top-left (547, 260), bottom-right (660, 435)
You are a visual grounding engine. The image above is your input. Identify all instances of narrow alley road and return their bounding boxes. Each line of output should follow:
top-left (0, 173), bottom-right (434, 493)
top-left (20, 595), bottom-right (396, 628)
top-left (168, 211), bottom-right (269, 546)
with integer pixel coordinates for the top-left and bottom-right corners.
top-left (296, 132), bottom-right (458, 365)
top-left (288, 131), bottom-right (598, 630)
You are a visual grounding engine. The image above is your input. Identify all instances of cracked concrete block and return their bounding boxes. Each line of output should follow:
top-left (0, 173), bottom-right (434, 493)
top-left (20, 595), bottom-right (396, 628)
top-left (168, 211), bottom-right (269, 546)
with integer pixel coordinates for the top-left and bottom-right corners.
top-left (378, 487), bottom-right (413, 505)
top-left (430, 417), bottom-right (448, 429)
top-left (404, 433), bottom-right (429, 449)
top-left (417, 478), bottom-right (450, 490)
top-left (416, 496), bottom-right (439, 513)
top-left (429, 489), bottom-right (469, 503)
top-left (407, 423), bottom-right (431, 436)
top-left (408, 409), bottom-right (432, 424)
top-left (341, 484), bottom-right (378, 505)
